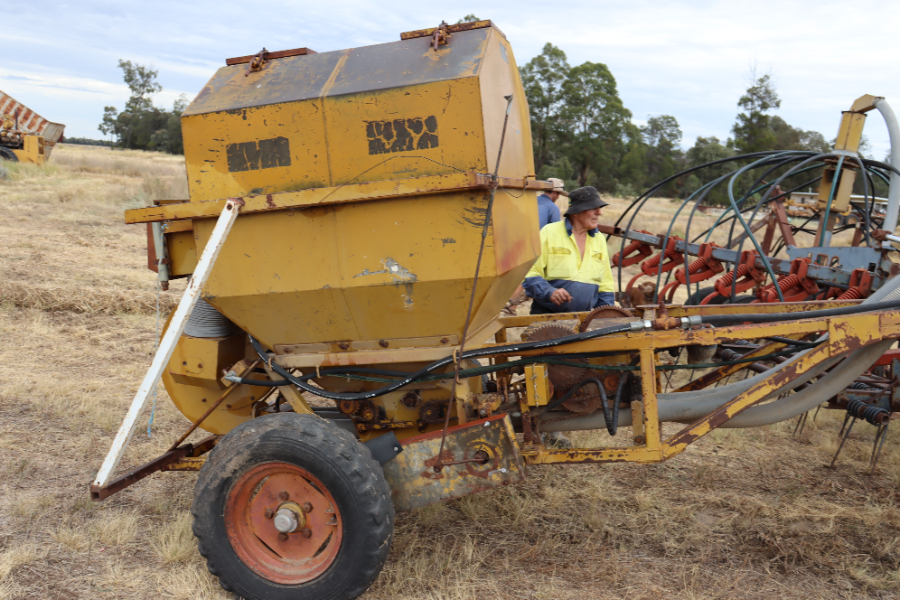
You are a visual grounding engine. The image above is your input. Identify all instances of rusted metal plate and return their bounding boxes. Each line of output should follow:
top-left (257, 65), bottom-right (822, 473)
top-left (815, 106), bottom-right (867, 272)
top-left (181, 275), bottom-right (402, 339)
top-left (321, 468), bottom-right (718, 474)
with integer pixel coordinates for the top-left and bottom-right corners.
top-left (400, 20), bottom-right (505, 40)
top-left (382, 414), bottom-right (525, 512)
top-left (226, 47), bottom-right (317, 65)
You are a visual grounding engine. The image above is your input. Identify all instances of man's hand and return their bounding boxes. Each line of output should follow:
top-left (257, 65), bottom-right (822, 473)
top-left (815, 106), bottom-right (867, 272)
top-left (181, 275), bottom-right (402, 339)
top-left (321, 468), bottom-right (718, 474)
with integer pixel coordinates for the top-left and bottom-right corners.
top-left (549, 288), bottom-right (573, 306)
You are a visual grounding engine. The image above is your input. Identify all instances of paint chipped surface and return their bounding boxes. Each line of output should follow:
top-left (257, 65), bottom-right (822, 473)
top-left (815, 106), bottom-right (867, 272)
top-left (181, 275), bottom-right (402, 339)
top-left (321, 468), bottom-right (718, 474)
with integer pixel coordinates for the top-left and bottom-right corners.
top-left (354, 258), bottom-right (418, 308)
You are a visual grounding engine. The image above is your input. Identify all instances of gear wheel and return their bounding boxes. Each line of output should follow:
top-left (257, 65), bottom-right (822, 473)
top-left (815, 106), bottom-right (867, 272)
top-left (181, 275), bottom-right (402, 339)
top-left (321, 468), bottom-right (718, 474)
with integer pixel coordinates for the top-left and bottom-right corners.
top-left (578, 306), bottom-right (635, 332)
top-left (520, 323), bottom-right (592, 397)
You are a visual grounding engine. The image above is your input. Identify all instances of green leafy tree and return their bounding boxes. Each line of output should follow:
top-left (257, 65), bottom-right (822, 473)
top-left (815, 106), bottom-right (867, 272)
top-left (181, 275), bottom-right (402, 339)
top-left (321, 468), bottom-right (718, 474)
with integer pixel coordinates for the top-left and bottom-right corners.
top-left (640, 115), bottom-right (682, 194)
top-left (457, 14), bottom-right (480, 23)
top-left (617, 123), bottom-right (647, 193)
top-left (771, 116), bottom-right (830, 152)
top-left (685, 136), bottom-right (736, 205)
top-left (98, 61), bottom-right (185, 154)
top-left (732, 73), bottom-right (780, 154)
top-left (520, 44), bottom-right (570, 172)
top-left (559, 61), bottom-right (631, 190)
top-left (118, 59), bottom-right (163, 113)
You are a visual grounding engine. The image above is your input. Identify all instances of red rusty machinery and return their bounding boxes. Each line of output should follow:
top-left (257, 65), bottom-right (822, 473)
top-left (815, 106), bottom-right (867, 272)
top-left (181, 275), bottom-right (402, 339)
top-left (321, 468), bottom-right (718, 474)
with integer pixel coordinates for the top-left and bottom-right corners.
top-left (660, 242), bottom-right (724, 302)
top-left (612, 230), bottom-right (653, 268)
top-left (627, 235), bottom-right (684, 291)
top-left (701, 250), bottom-right (766, 304)
top-left (755, 258), bottom-right (820, 303)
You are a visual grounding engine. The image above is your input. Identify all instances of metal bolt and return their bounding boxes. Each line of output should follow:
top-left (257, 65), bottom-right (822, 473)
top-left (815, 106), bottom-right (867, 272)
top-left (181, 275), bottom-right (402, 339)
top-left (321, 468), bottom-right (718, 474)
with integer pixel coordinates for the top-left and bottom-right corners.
top-left (300, 528), bottom-right (312, 538)
top-left (338, 342), bottom-right (350, 350)
top-left (302, 502), bottom-right (313, 513)
top-left (379, 340), bottom-right (389, 348)
top-left (278, 491), bottom-right (289, 501)
top-left (264, 508), bottom-right (274, 519)
top-left (634, 435), bottom-right (645, 445)
top-left (479, 409), bottom-right (487, 417)
top-left (483, 422), bottom-right (490, 428)
top-left (393, 446), bottom-right (400, 452)
top-left (278, 532), bottom-right (288, 542)
top-left (273, 508), bottom-right (299, 533)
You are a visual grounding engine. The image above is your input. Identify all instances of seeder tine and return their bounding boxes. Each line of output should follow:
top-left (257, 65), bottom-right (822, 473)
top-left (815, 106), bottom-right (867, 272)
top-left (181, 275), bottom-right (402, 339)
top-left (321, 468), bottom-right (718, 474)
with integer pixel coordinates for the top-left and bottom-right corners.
top-left (866, 423), bottom-right (889, 491)
top-left (838, 410), bottom-right (853, 438)
top-left (830, 416), bottom-right (857, 468)
top-left (793, 411), bottom-right (809, 438)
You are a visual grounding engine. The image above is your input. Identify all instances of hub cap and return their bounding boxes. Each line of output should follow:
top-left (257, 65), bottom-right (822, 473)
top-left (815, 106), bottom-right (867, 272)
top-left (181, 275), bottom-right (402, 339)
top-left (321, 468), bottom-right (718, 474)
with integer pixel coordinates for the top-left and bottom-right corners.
top-left (224, 462), bottom-right (343, 584)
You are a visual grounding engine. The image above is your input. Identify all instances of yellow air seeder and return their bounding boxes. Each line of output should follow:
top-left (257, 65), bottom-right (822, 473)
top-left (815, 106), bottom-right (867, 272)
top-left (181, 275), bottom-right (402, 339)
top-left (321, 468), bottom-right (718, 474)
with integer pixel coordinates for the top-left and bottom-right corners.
top-left (91, 21), bottom-right (900, 600)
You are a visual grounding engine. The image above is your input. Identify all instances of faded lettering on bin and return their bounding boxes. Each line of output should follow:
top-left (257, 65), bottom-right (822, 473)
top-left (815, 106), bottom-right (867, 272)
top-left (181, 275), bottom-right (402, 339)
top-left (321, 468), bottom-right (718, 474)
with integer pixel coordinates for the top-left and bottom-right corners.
top-left (226, 136), bottom-right (291, 172)
top-left (366, 116), bottom-right (438, 155)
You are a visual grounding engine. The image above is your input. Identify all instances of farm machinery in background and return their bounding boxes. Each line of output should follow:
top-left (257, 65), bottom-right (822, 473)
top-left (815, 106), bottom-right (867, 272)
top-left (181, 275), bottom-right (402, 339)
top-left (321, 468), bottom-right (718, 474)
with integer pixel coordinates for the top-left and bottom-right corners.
top-left (85, 20), bottom-right (900, 600)
top-left (0, 90), bottom-right (65, 164)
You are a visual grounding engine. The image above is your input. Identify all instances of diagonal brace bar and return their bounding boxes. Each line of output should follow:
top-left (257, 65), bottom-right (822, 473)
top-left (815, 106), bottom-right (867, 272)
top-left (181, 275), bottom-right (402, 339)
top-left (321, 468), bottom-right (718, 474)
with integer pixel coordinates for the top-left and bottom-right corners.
top-left (92, 199), bottom-right (244, 489)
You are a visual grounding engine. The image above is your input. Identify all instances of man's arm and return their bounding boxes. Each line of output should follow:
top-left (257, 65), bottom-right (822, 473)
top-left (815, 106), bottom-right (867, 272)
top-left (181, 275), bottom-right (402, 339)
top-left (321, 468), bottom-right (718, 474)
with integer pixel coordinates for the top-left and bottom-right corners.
top-left (523, 228), bottom-right (555, 301)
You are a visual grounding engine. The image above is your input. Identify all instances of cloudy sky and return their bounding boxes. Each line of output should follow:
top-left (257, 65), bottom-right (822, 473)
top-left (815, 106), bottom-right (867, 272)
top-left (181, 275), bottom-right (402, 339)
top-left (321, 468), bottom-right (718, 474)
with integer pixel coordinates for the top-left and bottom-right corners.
top-left (4, 1), bottom-right (898, 158)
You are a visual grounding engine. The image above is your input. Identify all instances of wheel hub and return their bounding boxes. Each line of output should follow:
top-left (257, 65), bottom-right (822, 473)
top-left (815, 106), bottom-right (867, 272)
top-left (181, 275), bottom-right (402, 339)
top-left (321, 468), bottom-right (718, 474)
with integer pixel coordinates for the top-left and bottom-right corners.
top-left (224, 462), bottom-right (343, 584)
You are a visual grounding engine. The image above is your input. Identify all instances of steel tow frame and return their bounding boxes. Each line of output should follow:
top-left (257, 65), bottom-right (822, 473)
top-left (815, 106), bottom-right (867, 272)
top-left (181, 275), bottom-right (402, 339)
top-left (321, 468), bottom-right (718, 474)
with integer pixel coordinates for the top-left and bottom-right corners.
top-left (486, 305), bottom-right (898, 467)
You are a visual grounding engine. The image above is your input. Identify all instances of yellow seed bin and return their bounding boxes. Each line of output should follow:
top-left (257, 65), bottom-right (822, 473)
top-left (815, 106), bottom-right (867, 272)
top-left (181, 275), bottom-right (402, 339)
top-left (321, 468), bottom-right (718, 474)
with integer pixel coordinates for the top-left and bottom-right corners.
top-left (127, 21), bottom-right (545, 351)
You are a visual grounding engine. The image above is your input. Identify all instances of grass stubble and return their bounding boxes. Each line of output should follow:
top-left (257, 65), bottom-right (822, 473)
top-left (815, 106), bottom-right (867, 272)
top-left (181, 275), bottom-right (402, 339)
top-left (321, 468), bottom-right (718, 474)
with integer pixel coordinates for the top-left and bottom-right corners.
top-left (0, 144), bottom-right (899, 599)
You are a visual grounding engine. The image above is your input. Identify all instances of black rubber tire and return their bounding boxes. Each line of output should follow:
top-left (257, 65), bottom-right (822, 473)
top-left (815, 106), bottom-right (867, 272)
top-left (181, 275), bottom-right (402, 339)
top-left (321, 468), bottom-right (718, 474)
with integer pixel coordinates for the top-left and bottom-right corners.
top-left (192, 413), bottom-right (394, 600)
top-left (685, 286), bottom-right (728, 305)
top-left (0, 147), bottom-right (18, 162)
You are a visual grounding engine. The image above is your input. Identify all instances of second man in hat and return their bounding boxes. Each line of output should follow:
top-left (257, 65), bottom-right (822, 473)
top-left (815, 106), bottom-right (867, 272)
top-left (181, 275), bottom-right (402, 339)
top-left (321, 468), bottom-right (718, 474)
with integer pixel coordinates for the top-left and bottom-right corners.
top-left (523, 186), bottom-right (615, 314)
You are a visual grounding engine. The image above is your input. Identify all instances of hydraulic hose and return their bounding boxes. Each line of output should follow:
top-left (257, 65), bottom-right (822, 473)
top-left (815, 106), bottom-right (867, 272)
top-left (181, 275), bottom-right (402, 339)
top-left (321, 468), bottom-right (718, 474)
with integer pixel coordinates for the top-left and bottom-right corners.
top-left (237, 322), bottom-right (636, 401)
top-left (874, 98), bottom-right (900, 240)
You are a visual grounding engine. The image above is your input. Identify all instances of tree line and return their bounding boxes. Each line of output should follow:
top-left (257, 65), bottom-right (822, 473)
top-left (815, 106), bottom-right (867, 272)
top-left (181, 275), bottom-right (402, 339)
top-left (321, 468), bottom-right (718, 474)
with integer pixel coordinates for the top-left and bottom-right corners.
top-left (520, 43), bottom-right (858, 204)
top-left (96, 60), bottom-right (186, 154)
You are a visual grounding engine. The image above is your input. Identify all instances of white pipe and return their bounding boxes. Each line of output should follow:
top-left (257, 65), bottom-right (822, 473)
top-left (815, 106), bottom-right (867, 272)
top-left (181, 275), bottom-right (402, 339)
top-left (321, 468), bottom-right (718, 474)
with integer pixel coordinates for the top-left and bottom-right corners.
top-left (874, 98), bottom-right (900, 240)
top-left (93, 199), bottom-right (244, 488)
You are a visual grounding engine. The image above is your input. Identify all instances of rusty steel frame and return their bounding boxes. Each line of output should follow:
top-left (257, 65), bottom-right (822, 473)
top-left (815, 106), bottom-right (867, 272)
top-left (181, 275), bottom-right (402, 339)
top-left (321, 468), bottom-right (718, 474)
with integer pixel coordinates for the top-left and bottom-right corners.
top-left (508, 307), bottom-right (893, 466)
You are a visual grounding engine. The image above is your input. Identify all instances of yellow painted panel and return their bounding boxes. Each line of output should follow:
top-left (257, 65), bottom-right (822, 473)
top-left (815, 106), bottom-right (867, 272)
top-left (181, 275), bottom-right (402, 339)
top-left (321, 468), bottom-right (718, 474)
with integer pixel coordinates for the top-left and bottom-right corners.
top-left (322, 78), bottom-right (486, 185)
top-left (182, 100), bottom-right (330, 202)
top-left (479, 31), bottom-right (535, 181)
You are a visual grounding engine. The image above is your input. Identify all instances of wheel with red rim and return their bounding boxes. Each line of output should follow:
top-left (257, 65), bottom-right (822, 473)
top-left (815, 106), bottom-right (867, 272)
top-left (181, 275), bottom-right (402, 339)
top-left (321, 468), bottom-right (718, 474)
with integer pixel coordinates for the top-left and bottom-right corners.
top-left (192, 413), bottom-right (394, 600)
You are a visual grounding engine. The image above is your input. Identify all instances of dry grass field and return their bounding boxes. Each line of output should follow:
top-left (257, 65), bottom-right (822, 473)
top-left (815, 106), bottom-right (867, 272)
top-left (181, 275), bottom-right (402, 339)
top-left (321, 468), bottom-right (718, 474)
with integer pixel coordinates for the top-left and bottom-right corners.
top-left (2, 144), bottom-right (900, 599)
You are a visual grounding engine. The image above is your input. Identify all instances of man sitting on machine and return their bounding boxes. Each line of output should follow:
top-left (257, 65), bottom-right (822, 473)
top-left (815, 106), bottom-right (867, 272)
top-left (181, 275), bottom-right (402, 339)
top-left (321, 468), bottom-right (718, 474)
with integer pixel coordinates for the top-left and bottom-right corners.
top-left (523, 186), bottom-right (615, 314)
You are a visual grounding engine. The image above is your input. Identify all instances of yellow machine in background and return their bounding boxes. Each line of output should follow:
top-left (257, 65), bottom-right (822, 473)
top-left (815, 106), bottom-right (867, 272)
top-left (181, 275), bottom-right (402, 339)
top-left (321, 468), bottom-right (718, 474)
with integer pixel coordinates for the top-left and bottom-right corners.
top-left (0, 90), bottom-right (65, 165)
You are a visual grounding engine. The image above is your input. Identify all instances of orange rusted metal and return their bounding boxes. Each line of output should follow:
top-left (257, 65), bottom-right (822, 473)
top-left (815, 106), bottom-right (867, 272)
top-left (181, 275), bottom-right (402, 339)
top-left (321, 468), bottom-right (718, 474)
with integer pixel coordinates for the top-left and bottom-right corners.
top-left (225, 462), bottom-right (343, 584)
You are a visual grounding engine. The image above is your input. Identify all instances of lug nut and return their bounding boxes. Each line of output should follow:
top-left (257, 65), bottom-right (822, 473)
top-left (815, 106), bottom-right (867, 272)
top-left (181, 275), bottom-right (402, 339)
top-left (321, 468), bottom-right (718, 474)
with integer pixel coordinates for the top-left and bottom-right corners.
top-left (278, 491), bottom-right (289, 501)
top-left (302, 502), bottom-right (313, 513)
top-left (300, 528), bottom-right (312, 538)
top-left (278, 532), bottom-right (288, 542)
top-left (264, 508), bottom-right (274, 519)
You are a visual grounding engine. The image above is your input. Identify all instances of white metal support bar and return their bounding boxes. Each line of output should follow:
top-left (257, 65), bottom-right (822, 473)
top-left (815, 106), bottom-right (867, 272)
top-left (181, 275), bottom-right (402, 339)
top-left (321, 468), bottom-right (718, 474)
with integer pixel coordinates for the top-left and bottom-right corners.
top-left (92, 198), bottom-right (244, 488)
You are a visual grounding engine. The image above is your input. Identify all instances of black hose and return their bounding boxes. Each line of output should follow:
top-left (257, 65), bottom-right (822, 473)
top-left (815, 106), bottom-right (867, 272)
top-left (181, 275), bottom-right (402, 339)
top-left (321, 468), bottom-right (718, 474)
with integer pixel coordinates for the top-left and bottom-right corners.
top-left (248, 322), bottom-right (635, 401)
top-left (543, 377), bottom-right (617, 435)
top-left (764, 336), bottom-right (813, 347)
top-left (700, 298), bottom-right (900, 328)
top-left (236, 298), bottom-right (900, 398)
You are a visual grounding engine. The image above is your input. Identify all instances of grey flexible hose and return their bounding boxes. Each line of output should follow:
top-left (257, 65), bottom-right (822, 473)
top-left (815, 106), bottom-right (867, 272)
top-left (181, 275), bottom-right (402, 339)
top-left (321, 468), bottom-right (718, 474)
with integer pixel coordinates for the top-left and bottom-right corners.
top-left (541, 274), bottom-right (900, 432)
top-left (184, 299), bottom-right (240, 338)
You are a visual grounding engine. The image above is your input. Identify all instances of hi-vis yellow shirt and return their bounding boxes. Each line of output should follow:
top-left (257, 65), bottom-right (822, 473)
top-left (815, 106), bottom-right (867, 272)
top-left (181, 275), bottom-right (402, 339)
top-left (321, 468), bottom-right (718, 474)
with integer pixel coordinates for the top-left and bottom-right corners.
top-left (523, 220), bottom-right (614, 313)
